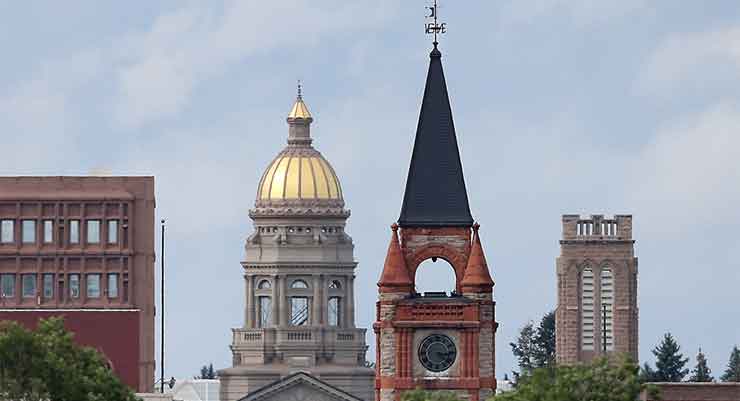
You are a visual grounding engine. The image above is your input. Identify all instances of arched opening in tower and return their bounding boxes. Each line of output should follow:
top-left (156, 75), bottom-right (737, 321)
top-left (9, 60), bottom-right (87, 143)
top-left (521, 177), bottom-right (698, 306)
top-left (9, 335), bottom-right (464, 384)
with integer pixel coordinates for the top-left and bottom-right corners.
top-left (414, 258), bottom-right (456, 296)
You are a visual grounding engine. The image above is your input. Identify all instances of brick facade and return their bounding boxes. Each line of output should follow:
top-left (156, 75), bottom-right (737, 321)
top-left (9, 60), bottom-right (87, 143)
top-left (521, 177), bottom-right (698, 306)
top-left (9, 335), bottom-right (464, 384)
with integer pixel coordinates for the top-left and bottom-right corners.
top-left (641, 383), bottom-right (740, 401)
top-left (556, 214), bottom-right (638, 364)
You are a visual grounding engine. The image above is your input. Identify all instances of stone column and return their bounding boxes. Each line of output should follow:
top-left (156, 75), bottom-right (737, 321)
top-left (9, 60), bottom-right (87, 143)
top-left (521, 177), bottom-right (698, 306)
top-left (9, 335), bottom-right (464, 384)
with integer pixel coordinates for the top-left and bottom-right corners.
top-left (312, 274), bottom-right (322, 325)
top-left (280, 275), bottom-right (289, 326)
top-left (271, 275), bottom-right (280, 326)
top-left (245, 274), bottom-right (254, 328)
top-left (347, 275), bottom-right (355, 328)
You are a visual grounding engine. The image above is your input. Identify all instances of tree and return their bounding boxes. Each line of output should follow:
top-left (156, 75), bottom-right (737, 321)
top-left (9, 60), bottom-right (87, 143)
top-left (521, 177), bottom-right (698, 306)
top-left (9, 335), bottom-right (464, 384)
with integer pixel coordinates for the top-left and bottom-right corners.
top-left (493, 357), bottom-right (658, 401)
top-left (532, 311), bottom-right (556, 368)
top-left (0, 317), bottom-right (138, 401)
top-left (651, 333), bottom-right (689, 382)
top-left (510, 311), bottom-right (556, 377)
top-left (401, 389), bottom-right (462, 401)
top-left (197, 363), bottom-right (217, 379)
top-left (688, 348), bottom-right (713, 382)
top-left (639, 363), bottom-right (658, 383)
top-left (510, 322), bottom-right (536, 375)
top-left (720, 346), bottom-right (740, 382)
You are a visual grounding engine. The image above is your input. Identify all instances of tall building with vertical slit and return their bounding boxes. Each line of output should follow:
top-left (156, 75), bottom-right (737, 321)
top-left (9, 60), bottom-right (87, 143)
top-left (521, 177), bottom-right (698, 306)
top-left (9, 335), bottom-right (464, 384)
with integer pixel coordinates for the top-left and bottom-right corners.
top-left (218, 91), bottom-right (374, 401)
top-left (555, 214), bottom-right (638, 364)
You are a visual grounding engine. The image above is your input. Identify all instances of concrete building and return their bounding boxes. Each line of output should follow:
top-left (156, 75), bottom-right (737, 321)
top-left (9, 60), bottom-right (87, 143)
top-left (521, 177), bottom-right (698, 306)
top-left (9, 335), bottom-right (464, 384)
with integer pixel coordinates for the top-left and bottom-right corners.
top-left (555, 214), bottom-right (638, 364)
top-left (218, 90), bottom-right (374, 401)
top-left (374, 43), bottom-right (497, 401)
top-left (0, 176), bottom-right (155, 392)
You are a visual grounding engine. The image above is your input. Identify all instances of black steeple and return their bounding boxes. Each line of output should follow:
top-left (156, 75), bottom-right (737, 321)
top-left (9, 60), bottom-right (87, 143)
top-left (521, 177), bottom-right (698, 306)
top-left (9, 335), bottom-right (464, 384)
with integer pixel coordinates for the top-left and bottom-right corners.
top-left (398, 45), bottom-right (473, 227)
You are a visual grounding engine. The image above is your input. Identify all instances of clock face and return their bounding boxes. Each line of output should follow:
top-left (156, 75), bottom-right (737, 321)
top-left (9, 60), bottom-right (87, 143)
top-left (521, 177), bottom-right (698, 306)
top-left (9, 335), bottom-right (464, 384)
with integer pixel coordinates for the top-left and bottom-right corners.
top-left (418, 334), bottom-right (457, 372)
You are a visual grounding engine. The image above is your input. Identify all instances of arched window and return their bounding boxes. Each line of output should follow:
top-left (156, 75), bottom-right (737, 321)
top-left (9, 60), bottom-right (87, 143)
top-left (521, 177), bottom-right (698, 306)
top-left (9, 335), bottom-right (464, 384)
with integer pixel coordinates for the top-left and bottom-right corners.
top-left (291, 280), bottom-right (308, 289)
top-left (581, 267), bottom-right (595, 351)
top-left (257, 280), bottom-right (271, 290)
top-left (600, 268), bottom-right (614, 351)
top-left (258, 296), bottom-right (272, 328)
top-left (328, 280), bottom-right (341, 289)
top-left (414, 258), bottom-right (456, 295)
top-left (328, 297), bottom-right (341, 326)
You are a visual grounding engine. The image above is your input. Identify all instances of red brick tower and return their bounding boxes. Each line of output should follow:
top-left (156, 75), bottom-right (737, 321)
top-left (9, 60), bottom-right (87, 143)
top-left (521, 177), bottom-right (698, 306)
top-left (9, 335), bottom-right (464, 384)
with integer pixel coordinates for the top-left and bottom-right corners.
top-left (374, 43), bottom-right (497, 401)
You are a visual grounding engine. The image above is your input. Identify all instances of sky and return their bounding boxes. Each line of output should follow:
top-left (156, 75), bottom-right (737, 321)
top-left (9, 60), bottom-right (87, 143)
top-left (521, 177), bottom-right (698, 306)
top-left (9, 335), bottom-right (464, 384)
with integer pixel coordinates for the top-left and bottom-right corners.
top-left (1, 0), bottom-right (739, 381)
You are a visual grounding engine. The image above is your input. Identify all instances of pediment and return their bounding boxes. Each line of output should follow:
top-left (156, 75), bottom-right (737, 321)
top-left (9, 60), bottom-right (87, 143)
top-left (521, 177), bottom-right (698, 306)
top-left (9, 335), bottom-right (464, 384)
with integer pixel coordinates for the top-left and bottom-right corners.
top-left (238, 372), bottom-right (363, 401)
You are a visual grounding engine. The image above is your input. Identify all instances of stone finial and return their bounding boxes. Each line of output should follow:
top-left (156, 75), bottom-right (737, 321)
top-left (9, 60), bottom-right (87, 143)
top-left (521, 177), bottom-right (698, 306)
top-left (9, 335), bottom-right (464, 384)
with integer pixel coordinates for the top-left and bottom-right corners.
top-left (378, 223), bottom-right (413, 293)
top-left (461, 223), bottom-right (494, 292)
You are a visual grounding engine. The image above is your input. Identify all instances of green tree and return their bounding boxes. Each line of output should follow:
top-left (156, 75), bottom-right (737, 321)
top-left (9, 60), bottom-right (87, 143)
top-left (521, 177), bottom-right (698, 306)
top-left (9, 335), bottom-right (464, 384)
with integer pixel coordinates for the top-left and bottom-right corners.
top-left (510, 322), bottom-right (536, 375)
top-left (532, 311), bottom-right (556, 368)
top-left (651, 333), bottom-right (689, 382)
top-left (401, 389), bottom-right (462, 401)
top-left (688, 348), bottom-right (713, 382)
top-left (198, 363), bottom-right (217, 379)
top-left (720, 346), bottom-right (740, 382)
top-left (510, 311), bottom-right (556, 377)
top-left (494, 357), bottom-right (658, 401)
top-left (639, 363), bottom-right (659, 383)
top-left (0, 317), bottom-right (138, 401)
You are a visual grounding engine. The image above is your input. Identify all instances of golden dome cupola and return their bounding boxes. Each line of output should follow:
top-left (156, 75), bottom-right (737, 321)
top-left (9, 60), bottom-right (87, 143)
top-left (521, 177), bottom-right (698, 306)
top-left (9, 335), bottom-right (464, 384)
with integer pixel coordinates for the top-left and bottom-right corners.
top-left (251, 87), bottom-right (347, 218)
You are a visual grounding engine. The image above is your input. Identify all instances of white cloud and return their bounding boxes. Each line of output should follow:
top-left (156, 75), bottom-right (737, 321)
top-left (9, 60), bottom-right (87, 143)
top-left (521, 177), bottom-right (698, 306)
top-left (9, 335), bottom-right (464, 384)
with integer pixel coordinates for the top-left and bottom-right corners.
top-left (640, 26), bottom-right (740, 95)
top-left (629, 102), bottom-right (740, 233)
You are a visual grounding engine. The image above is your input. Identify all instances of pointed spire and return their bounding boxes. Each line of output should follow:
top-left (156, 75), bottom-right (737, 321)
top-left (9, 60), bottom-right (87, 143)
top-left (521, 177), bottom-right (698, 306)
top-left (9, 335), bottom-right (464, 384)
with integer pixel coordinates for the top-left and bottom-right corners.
top-left (398, 45), bottom-right (473, 227)
top-left (378, 224), bottom-right (413, 293)
top-left (461, 223), bottom-right (494, 292)
top-left (286, 82), bottom-right (313, 145)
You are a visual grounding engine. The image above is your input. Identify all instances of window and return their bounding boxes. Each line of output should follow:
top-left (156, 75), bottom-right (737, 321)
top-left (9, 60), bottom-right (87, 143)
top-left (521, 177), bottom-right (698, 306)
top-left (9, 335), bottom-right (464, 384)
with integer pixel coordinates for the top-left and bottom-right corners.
top-left (600, 268), bottom-right (614, 351)
top-left (87, 274), bottom-right (101, 298)
top-left (581, 267), bottom-right (595, 351)
top-left (22, 220), bottom-right (36, 244)
top-left (257, 280), bottom-right (271, 289)
top-left (290, 297), bottom-right (309, 326)
top-left (291, 280), bottom-right (308, 289)
top-left (69, 274), bottom-right (80, 298)
top-left (107, 220), bottom-right (118, 244)
top-left (329, 280), bottom-right (341, 289)
top-left (87, 220), bottom-right (101, 244)
top-left (1, 274), bottom-right (15, 298)
top-left (258, 296), bottom-right (272, 328)
top-left (22, 274), bottom-right (36, 298)
top-left (43, 220), bottom-right (53, 243)
top-left (1, 220), bottom-right (14, 243)
top-left (43, 274), bottom-right (54, 298)
top-left (328, 297), bottom-right (341, 326)
top-left (69, 220), bottom-right (80, 244)
top-left (107, 273), bottom-right (118, 298)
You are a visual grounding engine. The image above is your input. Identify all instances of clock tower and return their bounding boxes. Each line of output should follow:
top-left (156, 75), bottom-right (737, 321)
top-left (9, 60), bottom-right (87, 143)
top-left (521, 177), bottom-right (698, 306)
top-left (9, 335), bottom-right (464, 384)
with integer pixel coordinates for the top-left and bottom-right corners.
top-left (373, 42), bottom-right (497, 401)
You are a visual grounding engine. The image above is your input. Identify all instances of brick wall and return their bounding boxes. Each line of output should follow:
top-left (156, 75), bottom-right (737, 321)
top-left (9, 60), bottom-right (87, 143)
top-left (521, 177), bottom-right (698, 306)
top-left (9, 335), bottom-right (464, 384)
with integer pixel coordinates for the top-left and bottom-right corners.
top-left (641, 382), bottom-right (740, 401)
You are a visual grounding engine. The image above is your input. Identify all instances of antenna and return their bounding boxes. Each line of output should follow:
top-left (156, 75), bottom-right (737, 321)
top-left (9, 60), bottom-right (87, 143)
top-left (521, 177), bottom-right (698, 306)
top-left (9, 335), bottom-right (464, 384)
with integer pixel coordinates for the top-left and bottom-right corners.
top-left (425, 0), bottom-right (447, 47)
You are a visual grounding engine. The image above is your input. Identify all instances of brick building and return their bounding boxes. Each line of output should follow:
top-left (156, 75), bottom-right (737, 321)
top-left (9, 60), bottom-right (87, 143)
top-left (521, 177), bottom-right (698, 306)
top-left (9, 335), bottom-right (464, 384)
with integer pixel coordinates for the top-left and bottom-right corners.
top-left (0, 176), bottom-right (155, 392)
top-left (374, 42), bottom-right (497, 401)
top-left (555, 214), bottom-right (638, 364)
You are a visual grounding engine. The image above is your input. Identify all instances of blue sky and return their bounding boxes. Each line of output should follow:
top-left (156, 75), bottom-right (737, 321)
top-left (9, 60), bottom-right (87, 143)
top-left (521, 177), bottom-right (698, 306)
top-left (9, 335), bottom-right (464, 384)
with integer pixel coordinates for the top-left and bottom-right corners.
top-left (1, 1), bottom-right (739, 381)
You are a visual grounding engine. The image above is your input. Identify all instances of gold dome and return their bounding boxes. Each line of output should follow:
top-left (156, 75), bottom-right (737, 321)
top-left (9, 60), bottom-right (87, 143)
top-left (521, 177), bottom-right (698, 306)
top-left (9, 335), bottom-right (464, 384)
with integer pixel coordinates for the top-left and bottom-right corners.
top-left (257, 151), bottom-right (342, 201)
top-left (287, 97), bottom-right (312, 120)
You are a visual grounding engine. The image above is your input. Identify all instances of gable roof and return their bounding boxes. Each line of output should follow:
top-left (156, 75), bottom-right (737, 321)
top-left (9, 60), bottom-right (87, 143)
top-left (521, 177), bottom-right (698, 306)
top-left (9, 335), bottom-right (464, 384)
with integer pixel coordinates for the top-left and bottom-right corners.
top-left (398, 44), bottom-right (473, 227)
top-left (237, 372), bottom-right (363, 401)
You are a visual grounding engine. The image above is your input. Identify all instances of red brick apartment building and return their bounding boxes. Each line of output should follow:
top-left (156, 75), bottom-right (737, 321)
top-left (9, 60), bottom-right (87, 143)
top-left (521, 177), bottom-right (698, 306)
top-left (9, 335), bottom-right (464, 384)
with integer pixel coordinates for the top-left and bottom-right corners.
top-left (0, 176), bottom-right (155, 392)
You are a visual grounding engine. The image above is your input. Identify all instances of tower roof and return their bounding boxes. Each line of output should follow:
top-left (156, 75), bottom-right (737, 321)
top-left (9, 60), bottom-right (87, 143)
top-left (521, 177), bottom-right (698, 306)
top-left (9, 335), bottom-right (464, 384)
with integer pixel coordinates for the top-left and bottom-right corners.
top-left (398, 45), bottom-right (473, 227)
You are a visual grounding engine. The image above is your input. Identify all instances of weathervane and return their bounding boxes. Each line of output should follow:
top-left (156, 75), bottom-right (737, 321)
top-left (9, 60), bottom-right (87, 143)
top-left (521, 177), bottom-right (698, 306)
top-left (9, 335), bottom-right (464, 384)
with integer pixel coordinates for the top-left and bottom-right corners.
top-left (425, 0), bottom-right (447, 46)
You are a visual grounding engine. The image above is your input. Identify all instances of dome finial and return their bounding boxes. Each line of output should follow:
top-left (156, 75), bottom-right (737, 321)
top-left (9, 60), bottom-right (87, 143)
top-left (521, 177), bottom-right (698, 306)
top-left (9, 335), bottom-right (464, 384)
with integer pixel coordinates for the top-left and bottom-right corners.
top-left (297, 79), bottom-right (303, 100)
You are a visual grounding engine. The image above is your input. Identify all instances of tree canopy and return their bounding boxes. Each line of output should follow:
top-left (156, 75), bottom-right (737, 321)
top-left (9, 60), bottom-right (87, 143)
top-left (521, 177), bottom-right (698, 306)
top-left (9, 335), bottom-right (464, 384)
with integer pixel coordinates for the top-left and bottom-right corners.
top-left (495, 357), bottom-right (656, 401)
top-left (688, 348), bottom-right (714, 382)
top-left (720, 346), bottom-right (740, 382)
top-left (642, 333), bottom-right (689, 382)
top-left (510, 311), bottom-right (556, 379)
top-left (0, 317), bottom-right (138, 401)
top-left (198, 363), bottom-right (216, 379)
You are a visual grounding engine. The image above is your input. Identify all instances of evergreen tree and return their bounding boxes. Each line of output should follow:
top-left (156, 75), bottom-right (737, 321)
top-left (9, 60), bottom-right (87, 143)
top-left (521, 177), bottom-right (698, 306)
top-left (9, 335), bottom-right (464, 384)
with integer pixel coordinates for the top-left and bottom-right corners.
top-left (532, 311), bottom-right (556, 368)
top-left (651, 333), bottom-right (689, 382)
top-left (510, 322), bottom-right (536, 375)
top-left (207, 363), bottom-right (216, 379)
top-left (197, 363), bottom-right (217, 379)
top-left (688, 348), bottom-right (713, 382)
top-left (639, 363), bottom-right (658, 383)
top-left (720, 346), bottom-right (740, 382)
